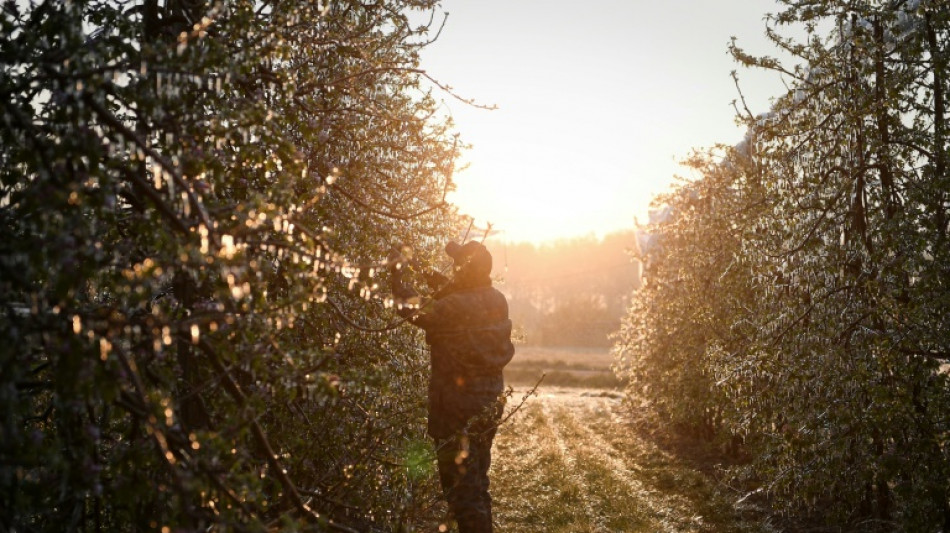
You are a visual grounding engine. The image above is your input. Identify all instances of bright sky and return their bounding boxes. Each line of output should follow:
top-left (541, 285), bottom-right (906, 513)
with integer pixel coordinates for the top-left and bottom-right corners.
top-left (418, 0), bottom-right (796, 243)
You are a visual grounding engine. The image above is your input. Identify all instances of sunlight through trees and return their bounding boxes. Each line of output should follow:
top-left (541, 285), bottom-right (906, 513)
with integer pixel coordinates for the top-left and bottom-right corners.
top-left (617, 1), bottom-right (950, 529)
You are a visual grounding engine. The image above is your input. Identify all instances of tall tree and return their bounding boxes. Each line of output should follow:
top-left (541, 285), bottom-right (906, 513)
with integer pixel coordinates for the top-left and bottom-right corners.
top-left (1, 0), bottom-right (462, 530)
top-left (619, 1), bottom-right (950, 528)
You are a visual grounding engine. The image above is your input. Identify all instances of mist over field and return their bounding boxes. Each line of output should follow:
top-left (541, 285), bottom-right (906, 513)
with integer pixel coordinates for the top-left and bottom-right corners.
top-left (487, 232), bottom-right (641, 348)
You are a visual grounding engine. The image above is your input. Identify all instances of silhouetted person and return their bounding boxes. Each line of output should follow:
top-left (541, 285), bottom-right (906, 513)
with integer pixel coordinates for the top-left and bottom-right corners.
top-left (391, 241), bottom-right (514, 533)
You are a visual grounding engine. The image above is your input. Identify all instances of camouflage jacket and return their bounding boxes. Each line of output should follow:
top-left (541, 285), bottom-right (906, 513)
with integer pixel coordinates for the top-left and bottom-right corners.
top-left (410, 285), bottom-right (515, 438)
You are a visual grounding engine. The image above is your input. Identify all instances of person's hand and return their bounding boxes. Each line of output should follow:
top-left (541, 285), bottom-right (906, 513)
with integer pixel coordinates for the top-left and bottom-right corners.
top-left (423, 269), bottom-right (449, 288)
top-left (387, 248), bottom-right (405, 275)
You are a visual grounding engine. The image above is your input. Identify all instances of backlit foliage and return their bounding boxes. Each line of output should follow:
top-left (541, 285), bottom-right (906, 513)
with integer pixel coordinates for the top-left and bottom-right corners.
top-left (617, 1), bottom-right (950, 529)
top-left (1, 0), bottom-right (462, 530)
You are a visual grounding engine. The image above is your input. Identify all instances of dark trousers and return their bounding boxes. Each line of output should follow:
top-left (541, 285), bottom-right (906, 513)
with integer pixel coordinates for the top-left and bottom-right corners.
top-left (435, 426), bottom-right (497, 533)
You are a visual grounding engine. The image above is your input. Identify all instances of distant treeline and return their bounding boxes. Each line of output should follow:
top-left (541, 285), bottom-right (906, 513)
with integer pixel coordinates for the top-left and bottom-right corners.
top-left (487, 232), bottom-right (640, 347)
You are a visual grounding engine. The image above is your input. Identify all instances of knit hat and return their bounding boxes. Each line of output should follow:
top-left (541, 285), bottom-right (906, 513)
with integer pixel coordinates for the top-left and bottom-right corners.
top-left (445, 241), bottom-right (492, 284)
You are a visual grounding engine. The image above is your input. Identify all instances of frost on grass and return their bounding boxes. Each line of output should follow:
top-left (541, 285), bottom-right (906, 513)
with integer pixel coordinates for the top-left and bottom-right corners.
top-left (490, 389), bottom-right (771, 533)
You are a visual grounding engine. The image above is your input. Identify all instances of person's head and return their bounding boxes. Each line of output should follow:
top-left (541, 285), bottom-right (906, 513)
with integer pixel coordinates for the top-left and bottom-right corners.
top-left (445, 241), bottom-right (492, 288)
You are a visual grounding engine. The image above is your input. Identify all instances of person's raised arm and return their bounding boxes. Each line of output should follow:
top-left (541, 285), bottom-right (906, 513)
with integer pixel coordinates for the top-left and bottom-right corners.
top-left (389, 251), bottom-right (440, 329)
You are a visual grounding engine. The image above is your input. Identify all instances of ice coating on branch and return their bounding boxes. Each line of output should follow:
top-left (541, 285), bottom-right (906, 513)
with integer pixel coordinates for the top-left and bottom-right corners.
top-left (635, 231), bottom-right (655, 257)
top-left (893, 2), bottom-right (922, 41)
top-left (648, 205), bottom-right (673, 226)
top-left (632, 204), bottom-right (673, 259)
top-left (840, 2), bottom-right (923, 45)
top-left (756, 111), bottom-right (777, 128)
top-left (734, 125), bottom-right (757, 160)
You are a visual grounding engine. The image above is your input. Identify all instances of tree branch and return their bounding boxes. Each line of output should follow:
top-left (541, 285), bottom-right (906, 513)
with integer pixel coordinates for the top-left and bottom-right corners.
top-left (195, 338), bottom-right (359, 533)
top-left (84, 93), bottom-right (216, 241)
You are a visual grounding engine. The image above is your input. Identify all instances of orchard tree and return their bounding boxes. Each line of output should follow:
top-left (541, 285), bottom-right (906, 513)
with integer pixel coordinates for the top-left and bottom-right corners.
top-left (1, 0), bottom-right (465, 531)
top-left (619, 0), bottom-right (950, 528)
top-left (729, 1), bottom-right (950, 526)
top-left (615, 144), bottom-right (766, 438)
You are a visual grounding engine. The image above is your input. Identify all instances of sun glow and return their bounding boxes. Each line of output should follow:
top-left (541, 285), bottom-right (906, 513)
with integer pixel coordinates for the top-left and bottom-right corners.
top-left (423, 0), bottom-right (791, 244)
top-left (448, 144), bottom-right (667, 245)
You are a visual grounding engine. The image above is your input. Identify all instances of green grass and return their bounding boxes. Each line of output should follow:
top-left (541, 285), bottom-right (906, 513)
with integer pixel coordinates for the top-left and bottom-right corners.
top-left (428, 347), bottom-right (774, 532)
top-left (488, 391), bottom-right (774, 533)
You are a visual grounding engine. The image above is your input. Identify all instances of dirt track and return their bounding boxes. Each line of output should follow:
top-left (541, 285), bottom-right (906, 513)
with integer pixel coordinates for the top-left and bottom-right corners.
top-left (489, 388), bottom-right (769, 533)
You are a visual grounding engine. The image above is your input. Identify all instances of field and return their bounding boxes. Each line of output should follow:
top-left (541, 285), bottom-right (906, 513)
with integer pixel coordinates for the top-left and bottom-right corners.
top-left (427, 347), bottom-right (772, 532)
top-left (504, 346), bottom-right (622, 389)
top-left (488, 387), bottom-right (772, 533)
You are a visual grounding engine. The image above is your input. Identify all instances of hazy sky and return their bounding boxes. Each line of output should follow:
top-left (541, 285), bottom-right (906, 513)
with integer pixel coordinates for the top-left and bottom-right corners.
top-left (417, 0), bottom-right (799, 243)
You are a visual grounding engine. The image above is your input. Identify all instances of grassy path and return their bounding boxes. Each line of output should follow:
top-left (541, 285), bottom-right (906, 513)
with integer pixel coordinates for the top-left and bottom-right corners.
top-left (489, 388), bottom-right (770, 533)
